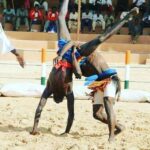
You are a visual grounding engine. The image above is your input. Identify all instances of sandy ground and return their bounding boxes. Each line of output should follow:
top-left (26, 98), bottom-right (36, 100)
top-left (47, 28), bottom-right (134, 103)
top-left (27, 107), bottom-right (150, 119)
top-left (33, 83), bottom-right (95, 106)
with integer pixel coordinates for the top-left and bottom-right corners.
top-left (0, 97), bottom-right (149, 150)
top-left (0, 62), bottom-right (150, 149)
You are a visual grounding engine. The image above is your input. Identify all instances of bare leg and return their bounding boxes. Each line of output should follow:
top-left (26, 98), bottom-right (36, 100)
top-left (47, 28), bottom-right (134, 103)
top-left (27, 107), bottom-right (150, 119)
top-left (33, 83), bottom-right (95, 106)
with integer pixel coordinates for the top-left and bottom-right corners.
top-left (78, 7), bottom-right (139, 57)
top-left (30, 85), bottom-right (52, 135)
top-left (57, 0), bottom-right (71, 40)
top-left (103, 97), bottom-right (116, 142)
top-left (93, 103), bottom-right (125, 142)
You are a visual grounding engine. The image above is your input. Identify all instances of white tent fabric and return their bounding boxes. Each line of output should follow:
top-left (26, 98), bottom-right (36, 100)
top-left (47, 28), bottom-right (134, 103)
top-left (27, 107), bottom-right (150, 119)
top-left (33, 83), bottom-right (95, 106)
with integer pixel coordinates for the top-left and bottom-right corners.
top-left (0, 83), bottom-right (150, 103)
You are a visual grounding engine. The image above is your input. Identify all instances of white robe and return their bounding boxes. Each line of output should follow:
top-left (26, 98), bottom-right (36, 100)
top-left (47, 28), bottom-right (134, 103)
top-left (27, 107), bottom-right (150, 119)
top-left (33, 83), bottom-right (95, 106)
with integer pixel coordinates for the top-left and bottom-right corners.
top-left (0, 23), bottom-right (14, 54)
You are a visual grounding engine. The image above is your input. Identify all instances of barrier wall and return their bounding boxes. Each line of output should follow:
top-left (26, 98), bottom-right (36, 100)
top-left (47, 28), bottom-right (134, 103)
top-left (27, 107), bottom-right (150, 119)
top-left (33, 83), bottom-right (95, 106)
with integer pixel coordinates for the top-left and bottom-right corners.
top-left (1, 32), bottom-right (150, 64)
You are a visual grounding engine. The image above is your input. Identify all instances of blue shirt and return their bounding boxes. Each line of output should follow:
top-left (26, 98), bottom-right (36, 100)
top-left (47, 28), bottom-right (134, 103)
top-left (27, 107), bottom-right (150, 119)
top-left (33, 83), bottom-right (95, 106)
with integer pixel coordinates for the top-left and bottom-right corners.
top-left (57, 39), bottom-right (81, 63)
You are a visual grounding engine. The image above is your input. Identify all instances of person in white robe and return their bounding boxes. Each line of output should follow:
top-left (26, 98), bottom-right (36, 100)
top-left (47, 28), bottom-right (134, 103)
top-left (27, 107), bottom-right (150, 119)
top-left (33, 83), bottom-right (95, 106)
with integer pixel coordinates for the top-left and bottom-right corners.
top-left (0, 23), bottom-right (25, 67)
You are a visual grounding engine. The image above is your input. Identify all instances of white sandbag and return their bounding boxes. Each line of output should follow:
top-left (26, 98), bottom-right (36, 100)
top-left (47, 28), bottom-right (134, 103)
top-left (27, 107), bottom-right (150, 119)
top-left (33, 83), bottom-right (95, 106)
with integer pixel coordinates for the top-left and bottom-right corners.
top-left (74, 84), bottom-right (150, 102)
top-left (119, 89), bottom-right (150, 102)
top-left (0, 83), bottom-right (45, 97)
top-left (0, 82), bottom-right (150, 103)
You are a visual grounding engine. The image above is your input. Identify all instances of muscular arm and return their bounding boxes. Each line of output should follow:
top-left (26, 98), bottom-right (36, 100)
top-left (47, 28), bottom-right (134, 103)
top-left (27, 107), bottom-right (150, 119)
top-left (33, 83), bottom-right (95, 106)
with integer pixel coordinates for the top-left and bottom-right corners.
top-left (72, 47), bottom-right (82, 79)
top-left (64, 92), bottom-right (75, 133)
top-left (53, 41), bottom-right (76, 65)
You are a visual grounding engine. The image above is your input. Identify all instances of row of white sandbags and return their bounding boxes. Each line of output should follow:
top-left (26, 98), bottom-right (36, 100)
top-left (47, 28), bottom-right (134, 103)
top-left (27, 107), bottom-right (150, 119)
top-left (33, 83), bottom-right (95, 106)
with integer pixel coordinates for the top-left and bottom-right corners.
top-left (0, 83), bottom-right (150, 102)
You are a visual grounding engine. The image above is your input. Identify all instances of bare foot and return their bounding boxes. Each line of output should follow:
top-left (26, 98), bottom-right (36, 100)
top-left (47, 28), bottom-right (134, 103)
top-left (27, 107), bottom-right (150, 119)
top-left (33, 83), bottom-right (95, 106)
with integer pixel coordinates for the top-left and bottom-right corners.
top-left (114, 125), bottom-right (125, 136)
top-left (60, 132), bottom-right (69, 137)
top-left (108, 135), bottom-right (115, 143)
top-left (30, 131), bottom-right (40, 135)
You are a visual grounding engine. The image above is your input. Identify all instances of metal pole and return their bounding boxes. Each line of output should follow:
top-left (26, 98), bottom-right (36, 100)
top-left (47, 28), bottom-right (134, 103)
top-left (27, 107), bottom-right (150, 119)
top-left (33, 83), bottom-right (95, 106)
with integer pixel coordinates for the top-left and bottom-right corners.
top-left (77, 0), bottom-right (81, 41)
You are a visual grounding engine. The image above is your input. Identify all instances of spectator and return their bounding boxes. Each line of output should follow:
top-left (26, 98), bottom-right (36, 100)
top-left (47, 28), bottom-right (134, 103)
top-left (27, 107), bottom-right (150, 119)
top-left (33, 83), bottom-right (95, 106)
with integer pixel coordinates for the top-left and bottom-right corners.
top-left (116, 0), bottom-right (129, 15)
top-left (16, 5), bottom-right (29, 30)
top-left (141, 9), bottom-right (150, 33)
top-left (103, 0), bottom-right (113, 12)
top-left (96, 0), bottom-right (113, 12)
top-left (69, 0), bottom-right (78, 11)
top-left (104, 10), bottom-right (115, 28)
top-left (81, 0), bottom-right (86, 12)
top-left (0, 0), bottom-right (6, 8)
top-left (0, 3), bottom-right (4, 22)
top-left (44, 7), bottom-right (58, 33)
top-left (92, 11), bottom-right (105, 32)
top-left (3, 5), bottom-right (15, 27)
top-left (29, 4), bottom-right (43, 29)
top-left (34, 0), bottom-right (48, 14)
top-left (81, 8), bottom-right (92, 32)
top-left (88, 0), bottom-right (96, 11)
top-left (24, 0), bottom-right (31, 9)
top-left (128, 16), bottom-right (142, 44)
top-left (131, 0), bottom-right (146, 14)
top-left (68, 8), bottom-right (78, 32)
top-left (95, 0), bottom-right (103, 11)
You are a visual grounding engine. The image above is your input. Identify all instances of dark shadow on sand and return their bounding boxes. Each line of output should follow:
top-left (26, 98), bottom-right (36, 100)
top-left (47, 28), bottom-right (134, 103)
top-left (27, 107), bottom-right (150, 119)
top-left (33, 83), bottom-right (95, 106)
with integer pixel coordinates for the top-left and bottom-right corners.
top-left (0, 124), bottom-right (107, 138)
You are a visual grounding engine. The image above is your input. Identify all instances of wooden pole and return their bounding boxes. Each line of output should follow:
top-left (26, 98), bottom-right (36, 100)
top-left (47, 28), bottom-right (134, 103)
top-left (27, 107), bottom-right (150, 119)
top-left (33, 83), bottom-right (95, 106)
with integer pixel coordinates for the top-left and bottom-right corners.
top-left (12, 0), bottom-right (15, 10)
top-left (41, 48), bottom-right (46, 85)
top-left (77, 0), bottom-right (81, 41)
top-left (124, 50), bottom-right (131, 89)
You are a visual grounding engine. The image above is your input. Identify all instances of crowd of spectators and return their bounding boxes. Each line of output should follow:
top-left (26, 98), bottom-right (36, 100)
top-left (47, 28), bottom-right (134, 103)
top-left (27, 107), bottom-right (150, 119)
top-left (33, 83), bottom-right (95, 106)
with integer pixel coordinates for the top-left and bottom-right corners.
top-left (0, 0), bottom-right (150, 43)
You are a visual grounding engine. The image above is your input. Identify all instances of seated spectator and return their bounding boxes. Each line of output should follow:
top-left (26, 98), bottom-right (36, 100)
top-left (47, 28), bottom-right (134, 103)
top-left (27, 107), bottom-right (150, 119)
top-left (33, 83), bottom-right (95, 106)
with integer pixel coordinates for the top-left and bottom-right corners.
top-left (29, 4), bottom-right (43, 29)
top-left (24, 0), bottom-right (31, 9)
top-left (95, 0), bottom-right (112, 12)
top-left (92, 10), bottom-right (105, 32)
top-left (115, 0), bottom-right (129, 16)
top-left (3, 5), bottom-right (15, 26)
top-left (68, 8), bottom-right (78, 32)
top-left (131, 0), bottom-right (146, 14)
top-left (0, 3), bottom-right (4, 22)
top-left (88, 0), bottom-right (96, 11)
top-left (69, 0), bottom-right (78, 11)
top-left (103, 10), bottom-right (115, 28)
top-left (16, 5), bottom-right (29, 30)
top-left (81, 9), bottom-right (92, 32)
top-left (141, 9), bottom-right (150, 33)
top-left (34, 0), bottom-right (48, 14)
top-left (81, 0), bottom-right (86, 12)
top-left (103, 0), bottom-right (113, 12)
top-left (95, 0), bottom-right (103, 11)
top-left (44, 7), bottom-right (58, 33)
top-left (128, 16), bottom-right (142, 44)
top-left (0, 0), bottom-right (6, 9)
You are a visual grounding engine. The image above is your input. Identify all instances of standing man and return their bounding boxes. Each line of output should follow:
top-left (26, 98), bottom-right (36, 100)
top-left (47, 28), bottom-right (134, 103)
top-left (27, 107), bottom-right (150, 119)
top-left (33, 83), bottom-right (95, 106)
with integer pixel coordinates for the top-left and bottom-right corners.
top-left (0, 23), bottom-right (25, 67)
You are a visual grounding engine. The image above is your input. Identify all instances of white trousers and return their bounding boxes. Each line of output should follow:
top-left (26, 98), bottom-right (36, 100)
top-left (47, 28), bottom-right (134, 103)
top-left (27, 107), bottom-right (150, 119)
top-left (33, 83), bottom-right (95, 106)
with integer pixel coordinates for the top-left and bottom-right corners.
top-left (92, 20), bottom-right (105, 31)
top-left (93, 80), bottom-right (117, 105)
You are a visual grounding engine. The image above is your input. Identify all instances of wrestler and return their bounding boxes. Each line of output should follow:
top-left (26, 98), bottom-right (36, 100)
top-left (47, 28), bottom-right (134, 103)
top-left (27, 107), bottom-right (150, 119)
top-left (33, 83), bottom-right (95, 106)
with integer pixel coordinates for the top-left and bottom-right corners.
top-left (81, 53), bottom-right (124, 143)
top-left (0, 23), bottom-right (25, 68)
top-left (30, 0), bottom-right (138, 135)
